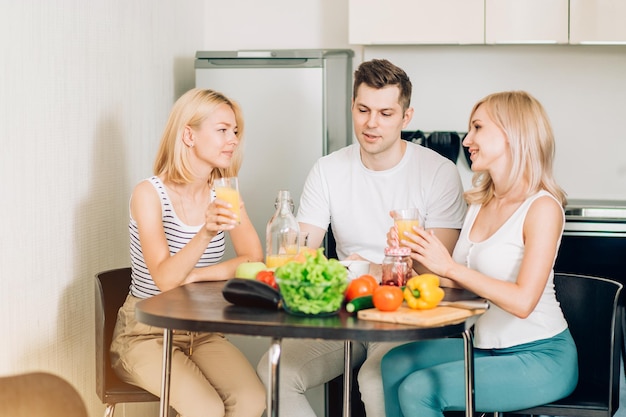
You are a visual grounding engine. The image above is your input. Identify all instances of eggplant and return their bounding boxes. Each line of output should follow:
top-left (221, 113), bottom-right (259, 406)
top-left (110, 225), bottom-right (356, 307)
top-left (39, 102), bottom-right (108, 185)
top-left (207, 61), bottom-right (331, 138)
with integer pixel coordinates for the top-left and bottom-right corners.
top-left (222, 278), bottom-right (282, 310)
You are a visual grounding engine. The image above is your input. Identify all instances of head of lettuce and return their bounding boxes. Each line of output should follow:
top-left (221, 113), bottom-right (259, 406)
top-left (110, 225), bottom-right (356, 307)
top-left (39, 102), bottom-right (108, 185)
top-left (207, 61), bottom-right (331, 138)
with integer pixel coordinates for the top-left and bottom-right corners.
top-left (275, 249), bottom-right (348, 315)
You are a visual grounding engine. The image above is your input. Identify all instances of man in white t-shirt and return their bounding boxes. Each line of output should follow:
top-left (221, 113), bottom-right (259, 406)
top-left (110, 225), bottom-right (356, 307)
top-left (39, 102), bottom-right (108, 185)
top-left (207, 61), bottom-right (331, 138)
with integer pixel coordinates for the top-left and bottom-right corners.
top-left (257, 59), bottom-right (467, 417)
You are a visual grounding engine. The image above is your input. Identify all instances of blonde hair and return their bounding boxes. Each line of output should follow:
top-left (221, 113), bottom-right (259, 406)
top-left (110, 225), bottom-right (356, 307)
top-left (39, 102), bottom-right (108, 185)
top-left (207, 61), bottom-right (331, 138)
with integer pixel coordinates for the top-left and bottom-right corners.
top-left (153, 88), bottom-right (244, 185)
top-left (464, 91), bottom-right (567, 208)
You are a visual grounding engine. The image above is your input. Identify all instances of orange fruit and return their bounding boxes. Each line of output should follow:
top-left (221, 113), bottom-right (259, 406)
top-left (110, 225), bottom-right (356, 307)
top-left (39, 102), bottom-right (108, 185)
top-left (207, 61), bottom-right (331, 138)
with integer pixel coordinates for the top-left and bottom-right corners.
top-left (345, 276), bottom-right (377, 301)
top-left (292, 247), bottom-right (319, 263)
top-left (357, 274), bottom-right (378, 290)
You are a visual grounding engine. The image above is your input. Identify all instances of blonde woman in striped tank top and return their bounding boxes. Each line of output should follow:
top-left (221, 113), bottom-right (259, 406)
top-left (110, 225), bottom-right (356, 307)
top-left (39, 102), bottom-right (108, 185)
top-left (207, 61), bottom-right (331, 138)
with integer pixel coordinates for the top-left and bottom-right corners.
top-left (111, 88), bottom-right (265, 417)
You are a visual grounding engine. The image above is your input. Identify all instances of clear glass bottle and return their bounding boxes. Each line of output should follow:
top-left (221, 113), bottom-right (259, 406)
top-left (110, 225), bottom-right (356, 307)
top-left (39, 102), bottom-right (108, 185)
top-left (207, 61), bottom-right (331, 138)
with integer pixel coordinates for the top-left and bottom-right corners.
top-left (266, 190), bottom-right (300, 269)
top-left (381, 246), bottom-right (413, 286)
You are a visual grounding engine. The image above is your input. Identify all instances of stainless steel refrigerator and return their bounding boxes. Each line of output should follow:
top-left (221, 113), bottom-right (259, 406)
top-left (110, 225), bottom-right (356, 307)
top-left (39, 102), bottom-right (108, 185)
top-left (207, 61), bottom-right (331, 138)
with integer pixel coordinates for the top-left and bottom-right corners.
top-left (195, 49), bottom-right (354, 259)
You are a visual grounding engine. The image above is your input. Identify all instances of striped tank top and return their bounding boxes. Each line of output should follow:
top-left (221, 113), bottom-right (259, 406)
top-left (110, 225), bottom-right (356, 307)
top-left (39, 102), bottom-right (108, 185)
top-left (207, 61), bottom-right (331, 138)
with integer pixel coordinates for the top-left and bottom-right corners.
top-left (129, 176), bottom-right (226, 298)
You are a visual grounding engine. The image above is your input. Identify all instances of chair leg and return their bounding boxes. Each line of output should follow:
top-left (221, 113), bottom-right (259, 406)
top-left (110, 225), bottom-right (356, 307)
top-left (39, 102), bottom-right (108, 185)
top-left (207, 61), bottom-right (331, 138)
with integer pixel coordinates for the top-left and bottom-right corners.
top-left (104, 404), bottom-right (115, 417)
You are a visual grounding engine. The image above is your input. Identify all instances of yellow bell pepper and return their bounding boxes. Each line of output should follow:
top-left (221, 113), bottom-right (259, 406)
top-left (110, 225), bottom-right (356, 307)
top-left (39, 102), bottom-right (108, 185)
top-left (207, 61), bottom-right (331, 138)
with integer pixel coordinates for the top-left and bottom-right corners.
top-left (403, 274), bottom-right (445, 310)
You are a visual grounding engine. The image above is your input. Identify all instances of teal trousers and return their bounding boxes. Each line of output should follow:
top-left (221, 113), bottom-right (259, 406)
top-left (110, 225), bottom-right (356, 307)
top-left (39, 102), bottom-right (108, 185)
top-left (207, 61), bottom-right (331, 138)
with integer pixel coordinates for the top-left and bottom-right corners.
top-left (381, 329), bottom-right (578, 417)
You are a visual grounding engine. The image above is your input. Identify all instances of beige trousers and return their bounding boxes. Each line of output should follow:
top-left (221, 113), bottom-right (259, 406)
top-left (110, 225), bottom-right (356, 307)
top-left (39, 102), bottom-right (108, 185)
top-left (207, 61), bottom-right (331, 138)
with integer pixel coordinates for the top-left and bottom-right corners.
top-left (111, 295), bottom-right (265, 417)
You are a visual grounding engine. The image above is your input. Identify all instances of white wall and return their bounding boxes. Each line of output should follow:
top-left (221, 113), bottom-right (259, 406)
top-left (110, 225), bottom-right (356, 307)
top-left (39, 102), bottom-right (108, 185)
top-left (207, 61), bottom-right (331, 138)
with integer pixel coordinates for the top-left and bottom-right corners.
top-left (0, 1), bottom-right (350, 417)
top-left (2, 1), bottom-right (625, 416)
top-left (204, 1), bottom-right (626, 201)
top-left (202, 2), bottom-right (354, 415)
top-left (0, 1), bottom-right (203, 416)
top-left (364, 45), bottom-right (626, 200)
top-left (202, 0), bottom-right (352, 51)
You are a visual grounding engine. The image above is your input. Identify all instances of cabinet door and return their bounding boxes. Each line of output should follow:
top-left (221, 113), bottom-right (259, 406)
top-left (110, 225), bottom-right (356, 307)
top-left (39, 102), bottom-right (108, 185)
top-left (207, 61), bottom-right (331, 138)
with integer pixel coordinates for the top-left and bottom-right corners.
top-left (570, 0), bottom-right (626, 44)
top-left (485, 0), bottom-right (568, 44)
top-left (349, 0), bottom-right (484, 45)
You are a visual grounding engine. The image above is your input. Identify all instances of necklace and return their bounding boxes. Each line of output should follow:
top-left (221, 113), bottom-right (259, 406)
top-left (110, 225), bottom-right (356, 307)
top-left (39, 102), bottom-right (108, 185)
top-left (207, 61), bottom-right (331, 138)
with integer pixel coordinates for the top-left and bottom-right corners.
top-left (170, 183), bottom-right (210, 224)
top-left (169, 185), bottom-right (189, 223)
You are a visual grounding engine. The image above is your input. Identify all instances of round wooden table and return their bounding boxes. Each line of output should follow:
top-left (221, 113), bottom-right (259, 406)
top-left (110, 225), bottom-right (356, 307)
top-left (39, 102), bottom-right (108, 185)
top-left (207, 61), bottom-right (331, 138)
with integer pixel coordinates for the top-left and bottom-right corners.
top-left (135, 281), bottom-right (481, 417)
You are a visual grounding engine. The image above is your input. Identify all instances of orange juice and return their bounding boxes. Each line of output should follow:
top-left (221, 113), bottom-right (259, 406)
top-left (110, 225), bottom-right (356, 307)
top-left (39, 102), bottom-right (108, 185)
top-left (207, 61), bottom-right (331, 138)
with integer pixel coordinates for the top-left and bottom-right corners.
top-left (266, 254), bottom-right (294, 268)
top-left (299, 246), bottom-right (314, 254)
top-left (395, 219), bottom-right (420, 244)
top-left (215, 186), bottom-right (241, 223)
top-left (266, 243), bottom-right (299, 268)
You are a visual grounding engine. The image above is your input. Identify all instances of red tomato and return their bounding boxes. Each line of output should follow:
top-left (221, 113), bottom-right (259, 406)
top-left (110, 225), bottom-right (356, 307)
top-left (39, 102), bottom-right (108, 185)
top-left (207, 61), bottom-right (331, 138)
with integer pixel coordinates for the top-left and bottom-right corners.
top-left (357, 274), bottom-right (379, 291)
top-left (345, 277), bottom-right (376, 301)
top-left (372, 286), bottom-right (404, 312)
top-left (256, 270), bottom-right (277, 289)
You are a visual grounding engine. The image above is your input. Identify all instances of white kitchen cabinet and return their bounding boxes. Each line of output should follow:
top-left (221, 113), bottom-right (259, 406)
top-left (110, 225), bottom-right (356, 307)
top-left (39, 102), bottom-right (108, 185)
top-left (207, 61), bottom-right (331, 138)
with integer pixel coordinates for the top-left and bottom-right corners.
top-left (570, 0), bottom-right (626, 44)
top-left (485, 0), bottom-right (568, 44)
top-left (349, 0), bottom-right (484, 45)
top-left (351, 0), bottom-right (626, 45)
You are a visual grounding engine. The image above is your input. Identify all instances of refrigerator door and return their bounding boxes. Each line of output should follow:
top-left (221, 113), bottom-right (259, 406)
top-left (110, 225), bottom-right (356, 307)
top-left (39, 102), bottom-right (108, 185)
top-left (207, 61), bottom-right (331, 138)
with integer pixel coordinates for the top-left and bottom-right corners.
top-left (195, 49), bottom-right (353, 258)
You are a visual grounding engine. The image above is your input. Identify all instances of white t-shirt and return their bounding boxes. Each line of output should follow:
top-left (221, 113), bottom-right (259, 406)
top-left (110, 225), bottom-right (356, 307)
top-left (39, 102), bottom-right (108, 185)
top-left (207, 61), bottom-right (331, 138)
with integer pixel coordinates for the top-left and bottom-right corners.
top-left (453, 190), bottom-right (568, 349)
top-left (297, 142), bottom-right (467, 263)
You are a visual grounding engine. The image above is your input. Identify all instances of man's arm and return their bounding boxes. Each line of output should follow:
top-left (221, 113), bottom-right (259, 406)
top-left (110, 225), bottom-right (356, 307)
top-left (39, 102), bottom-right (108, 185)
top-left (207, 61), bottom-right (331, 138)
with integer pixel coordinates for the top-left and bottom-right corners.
top-left (299, 222), bottom-right (327, 250)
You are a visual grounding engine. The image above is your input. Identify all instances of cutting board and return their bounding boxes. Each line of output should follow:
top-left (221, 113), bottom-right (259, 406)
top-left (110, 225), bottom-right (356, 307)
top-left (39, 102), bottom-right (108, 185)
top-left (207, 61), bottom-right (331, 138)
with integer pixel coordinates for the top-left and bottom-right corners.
top-left (357, 305), bottom-right (485, 327)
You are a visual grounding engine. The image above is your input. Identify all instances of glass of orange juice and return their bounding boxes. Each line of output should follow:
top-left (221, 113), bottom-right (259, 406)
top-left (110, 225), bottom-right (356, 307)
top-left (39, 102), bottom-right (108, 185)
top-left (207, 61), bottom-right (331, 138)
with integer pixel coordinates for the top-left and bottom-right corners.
top-left (392, 208), bottom-right (421, 246)
top-left (214, 177), bottom-right (241, 223)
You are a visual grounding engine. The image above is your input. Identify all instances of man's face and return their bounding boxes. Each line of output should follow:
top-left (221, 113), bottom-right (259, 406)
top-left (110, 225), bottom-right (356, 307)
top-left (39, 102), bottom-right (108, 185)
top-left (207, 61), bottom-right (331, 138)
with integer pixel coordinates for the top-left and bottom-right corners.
top-left (352, 84), bottom-right (411, 158)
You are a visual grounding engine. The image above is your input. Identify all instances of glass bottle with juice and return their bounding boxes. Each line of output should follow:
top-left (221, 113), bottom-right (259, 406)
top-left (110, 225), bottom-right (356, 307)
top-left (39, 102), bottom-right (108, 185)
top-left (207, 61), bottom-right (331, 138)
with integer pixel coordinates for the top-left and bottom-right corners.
top-left (266, 190), bottom-right (300, 268)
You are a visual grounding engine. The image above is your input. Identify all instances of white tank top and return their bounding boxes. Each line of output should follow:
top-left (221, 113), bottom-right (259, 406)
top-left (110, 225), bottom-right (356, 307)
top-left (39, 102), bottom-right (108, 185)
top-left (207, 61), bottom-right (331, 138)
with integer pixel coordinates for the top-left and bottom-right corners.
top-left (452, 190), bottom-right (567, 349)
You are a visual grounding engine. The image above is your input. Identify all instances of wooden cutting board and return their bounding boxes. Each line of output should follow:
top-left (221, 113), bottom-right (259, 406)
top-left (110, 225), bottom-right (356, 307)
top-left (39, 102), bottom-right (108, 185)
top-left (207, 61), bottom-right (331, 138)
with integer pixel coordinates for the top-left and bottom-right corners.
top-left (358, 305), bottom-right (485, 327)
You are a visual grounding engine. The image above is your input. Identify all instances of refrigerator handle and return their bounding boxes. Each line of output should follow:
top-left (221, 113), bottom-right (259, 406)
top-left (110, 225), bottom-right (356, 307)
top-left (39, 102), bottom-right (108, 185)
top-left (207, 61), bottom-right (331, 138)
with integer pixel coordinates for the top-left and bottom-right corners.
top-left (197, 58), bottom-right (315, 68)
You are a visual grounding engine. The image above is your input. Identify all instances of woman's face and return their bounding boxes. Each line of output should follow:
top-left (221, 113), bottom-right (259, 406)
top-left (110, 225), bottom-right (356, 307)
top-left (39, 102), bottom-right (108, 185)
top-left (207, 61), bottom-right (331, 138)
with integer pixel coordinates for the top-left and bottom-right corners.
top-left (462, 104), bottom-right (510, 174)
top-left (190, 103), bottom-right (239, 170)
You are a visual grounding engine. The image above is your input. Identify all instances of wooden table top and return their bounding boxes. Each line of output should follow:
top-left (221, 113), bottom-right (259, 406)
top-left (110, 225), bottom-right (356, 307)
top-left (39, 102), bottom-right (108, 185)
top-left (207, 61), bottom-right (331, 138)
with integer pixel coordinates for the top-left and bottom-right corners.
top-left (135, 281), bottom-right (481, 342)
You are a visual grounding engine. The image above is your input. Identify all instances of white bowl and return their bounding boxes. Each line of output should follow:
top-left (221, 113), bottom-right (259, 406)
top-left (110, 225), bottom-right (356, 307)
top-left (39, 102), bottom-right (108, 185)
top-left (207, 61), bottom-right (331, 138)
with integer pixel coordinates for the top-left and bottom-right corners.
top-left (339, 260), bottom-right (370, 281)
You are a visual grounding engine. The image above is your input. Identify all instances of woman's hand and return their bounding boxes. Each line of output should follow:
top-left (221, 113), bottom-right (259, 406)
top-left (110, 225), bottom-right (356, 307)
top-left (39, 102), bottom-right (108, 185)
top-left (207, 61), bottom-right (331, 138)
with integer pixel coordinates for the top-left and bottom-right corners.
top-left (203, 199), bottom-right (238, 237)
top-left (403, 227), bottom-right (457, 279)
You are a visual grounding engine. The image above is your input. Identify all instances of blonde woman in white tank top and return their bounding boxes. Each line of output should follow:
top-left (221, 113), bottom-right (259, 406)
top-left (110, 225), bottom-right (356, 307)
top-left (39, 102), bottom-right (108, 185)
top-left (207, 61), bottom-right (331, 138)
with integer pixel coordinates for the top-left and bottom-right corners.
top-left (382, 91), bottom-right (577, 417)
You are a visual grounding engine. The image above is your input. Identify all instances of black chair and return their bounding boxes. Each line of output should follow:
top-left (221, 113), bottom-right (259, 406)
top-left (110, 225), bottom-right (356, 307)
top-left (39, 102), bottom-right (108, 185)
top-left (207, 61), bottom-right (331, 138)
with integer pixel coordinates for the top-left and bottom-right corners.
top-left (95, 267), bottom-right (159, 417)
top-left (326, 370), bottom-right (366, 417)
top-left (500, 273), bottom-right (623, 417)
top-left (355, 272), bottom-right (622, 417)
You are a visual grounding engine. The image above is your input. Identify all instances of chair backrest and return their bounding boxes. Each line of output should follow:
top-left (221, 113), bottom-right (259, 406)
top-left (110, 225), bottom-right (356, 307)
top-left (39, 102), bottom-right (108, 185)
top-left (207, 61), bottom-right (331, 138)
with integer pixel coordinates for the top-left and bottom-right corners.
top-left (95, 267), bottom-right (158, 404)
top-left (554, 273), bottom-right (623, 415)
top-left (0, 372), bottom-right (88, 417)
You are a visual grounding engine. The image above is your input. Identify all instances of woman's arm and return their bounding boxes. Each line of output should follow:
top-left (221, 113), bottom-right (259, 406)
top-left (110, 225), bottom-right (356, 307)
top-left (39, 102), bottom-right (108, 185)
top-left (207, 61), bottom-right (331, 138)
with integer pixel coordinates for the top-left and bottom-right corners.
top-left (409, 196), bottom-right (563, 318)
top-left (132, 180), bottom-right (243, 292)
top-left (188, 200), bottom-right (263, 283)
top-left (413, 227), bottom-right (460, 288)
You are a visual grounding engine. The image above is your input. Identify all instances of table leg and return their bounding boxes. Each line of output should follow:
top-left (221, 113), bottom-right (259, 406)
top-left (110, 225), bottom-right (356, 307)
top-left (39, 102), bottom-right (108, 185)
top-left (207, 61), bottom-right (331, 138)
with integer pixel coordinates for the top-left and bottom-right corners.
top-left (462, 328), bottom-right (475, 417)
top-left (342, 340), bottom-right (352, 417)
top-left (159, 328), bottom-right (173, 417)
top-left (267, 337), bottom-right (281, 417)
